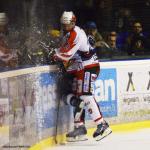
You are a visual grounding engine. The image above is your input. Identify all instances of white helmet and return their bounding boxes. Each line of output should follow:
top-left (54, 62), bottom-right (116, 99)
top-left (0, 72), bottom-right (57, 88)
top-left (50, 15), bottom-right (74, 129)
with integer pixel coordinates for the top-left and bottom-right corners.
top-left (60, 11), bottom-right (76, 24)
top-left (0, 13), bottom-right (8, 26)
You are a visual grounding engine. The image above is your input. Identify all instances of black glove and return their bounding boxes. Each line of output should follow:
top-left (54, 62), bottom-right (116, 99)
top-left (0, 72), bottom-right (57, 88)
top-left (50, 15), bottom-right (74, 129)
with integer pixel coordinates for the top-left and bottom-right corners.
top-left (88, 35), bottom-right (95, 46)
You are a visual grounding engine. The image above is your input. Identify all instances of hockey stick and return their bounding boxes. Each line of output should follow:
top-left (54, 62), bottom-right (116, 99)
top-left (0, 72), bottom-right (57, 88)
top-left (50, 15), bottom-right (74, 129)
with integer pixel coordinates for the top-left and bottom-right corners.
top-left (38, 41), bottom-right (55, 56)
top-left (54, 64), bottom-right (66, 144)
top-left (55, 81), bottom-right (61, 144)
top-left (39, 41), bottom-right (62, 144)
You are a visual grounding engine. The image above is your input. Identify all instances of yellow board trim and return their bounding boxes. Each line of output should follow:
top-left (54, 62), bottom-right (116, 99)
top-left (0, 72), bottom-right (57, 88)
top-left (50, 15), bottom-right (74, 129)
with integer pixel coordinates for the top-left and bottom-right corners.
top-left (0, 125), bottom-right (9, 134)
top-left (28, 120), bottom-right (150, 150)
top-left (28, 134), bottom-right (66, 150)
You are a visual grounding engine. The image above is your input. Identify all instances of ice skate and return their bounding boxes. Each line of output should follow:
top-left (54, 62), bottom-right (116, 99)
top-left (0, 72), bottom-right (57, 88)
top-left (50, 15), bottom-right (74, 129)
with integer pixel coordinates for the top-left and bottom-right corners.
top-left (66, 125), bottom-right (88, 142)
top-left (93, 121), bottom-right (112, 141)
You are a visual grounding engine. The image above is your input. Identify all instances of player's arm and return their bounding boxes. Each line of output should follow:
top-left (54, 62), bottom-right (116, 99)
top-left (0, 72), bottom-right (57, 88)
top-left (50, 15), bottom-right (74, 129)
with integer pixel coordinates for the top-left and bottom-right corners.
top-left (55, 31), bottom-right (80, 61)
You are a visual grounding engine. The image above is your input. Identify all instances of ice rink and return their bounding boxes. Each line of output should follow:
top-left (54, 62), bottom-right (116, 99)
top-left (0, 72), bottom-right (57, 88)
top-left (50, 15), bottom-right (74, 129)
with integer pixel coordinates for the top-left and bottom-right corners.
top-left (49, 128), bottom-right (150, 150)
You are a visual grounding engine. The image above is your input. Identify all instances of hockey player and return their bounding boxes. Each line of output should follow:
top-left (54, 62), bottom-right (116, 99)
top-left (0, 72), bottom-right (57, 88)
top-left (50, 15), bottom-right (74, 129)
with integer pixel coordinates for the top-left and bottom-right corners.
top-left (55, 11), bottom-right (112, 142)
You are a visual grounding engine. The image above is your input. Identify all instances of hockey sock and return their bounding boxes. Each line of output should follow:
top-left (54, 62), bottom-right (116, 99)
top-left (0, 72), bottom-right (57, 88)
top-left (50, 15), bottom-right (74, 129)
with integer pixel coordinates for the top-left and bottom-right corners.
top-left (80, 95), bottom-right (104, 125)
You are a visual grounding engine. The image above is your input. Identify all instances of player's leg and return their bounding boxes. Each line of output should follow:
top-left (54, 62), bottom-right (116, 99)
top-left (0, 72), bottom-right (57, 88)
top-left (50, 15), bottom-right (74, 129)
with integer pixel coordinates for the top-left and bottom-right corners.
top-left (81, 66), bottom-right (112, 141)
top-left (64, 70), bottom-right (88, 142)
top-left (66, 109), bottom-right (87, 142)
top-left (80, 95), bottom-right (112, 141)
top-left (63, 94), bottom-right (87, 142)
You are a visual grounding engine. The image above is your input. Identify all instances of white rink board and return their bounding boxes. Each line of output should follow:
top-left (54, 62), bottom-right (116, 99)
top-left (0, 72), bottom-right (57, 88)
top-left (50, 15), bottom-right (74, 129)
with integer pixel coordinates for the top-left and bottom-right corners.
top-left (100, 59), bottom-right (150, 118)
top-left (0, 65), bottom-right (58, 79)
top-left (0, 60), bottom-right (150, 149)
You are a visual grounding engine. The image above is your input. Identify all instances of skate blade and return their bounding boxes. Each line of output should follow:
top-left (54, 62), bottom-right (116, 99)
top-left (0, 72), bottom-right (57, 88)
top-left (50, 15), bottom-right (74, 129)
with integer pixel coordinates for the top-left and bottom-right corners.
top-left (95, 128), bottom-right (112, 141)
top-left (66, 135), bottom-right (88, 142)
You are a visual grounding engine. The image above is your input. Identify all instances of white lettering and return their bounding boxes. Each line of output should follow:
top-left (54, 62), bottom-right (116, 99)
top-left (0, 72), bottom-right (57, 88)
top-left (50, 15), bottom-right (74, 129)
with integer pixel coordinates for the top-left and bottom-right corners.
top-left (104, 79), bottom-right (115, 100)
top-left (94, 79), bottom-right (116, 102)
top-left (39, 84), bottom-right (57, 110)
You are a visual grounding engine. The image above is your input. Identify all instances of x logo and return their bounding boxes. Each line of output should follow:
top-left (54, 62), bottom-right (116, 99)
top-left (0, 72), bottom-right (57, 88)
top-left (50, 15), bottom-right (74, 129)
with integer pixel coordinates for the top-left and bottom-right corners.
top-left (147, 71), bottom-right (150, 90)
top-left (126, 72), bottom-right (135, 91)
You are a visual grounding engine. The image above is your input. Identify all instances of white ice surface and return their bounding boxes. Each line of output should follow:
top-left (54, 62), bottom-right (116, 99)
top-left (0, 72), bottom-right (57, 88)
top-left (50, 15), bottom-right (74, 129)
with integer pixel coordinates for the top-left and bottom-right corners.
top-left (49, 128), bottom-right (150, 150)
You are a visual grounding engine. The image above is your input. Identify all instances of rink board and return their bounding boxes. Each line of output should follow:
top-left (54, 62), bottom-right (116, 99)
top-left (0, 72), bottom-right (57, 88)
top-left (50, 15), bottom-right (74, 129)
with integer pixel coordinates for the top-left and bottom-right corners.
top-left (0, 59), bottom-right (150, 149)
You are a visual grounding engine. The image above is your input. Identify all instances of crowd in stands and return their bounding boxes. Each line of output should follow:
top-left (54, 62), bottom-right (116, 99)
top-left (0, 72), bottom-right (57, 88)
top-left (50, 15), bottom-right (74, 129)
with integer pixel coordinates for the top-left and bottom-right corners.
top-left (0, 2), bottom-right (150, 71)
top-left (84, 20), bottom-right (150, 59)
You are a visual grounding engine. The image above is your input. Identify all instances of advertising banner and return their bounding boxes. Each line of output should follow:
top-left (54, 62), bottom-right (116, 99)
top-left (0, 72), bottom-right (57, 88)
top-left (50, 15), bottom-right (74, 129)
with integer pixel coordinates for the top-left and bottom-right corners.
top-left (0, 66), bottom-right (63, 149)
top-left (94, 68), bottom-right (118, 117)
top-left (0, 61), bottom-right (150, 149)
top-left (35, 72), bottom-right (73, 139)
top-left (117, 64), bottom-right (150, 116)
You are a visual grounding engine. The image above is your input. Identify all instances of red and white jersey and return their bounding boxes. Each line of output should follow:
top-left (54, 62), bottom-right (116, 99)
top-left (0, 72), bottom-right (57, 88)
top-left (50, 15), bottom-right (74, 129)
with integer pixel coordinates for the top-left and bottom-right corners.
top-left (55, 26), bottom-right (99, 73)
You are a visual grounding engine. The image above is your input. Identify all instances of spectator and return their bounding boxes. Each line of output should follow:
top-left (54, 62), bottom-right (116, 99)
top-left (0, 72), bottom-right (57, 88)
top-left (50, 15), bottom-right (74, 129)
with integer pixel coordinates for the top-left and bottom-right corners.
top-left (96, 31), bottom-right (124, 59)
top-left (0, 12), bottom-right (17, 70)
top-left (85, 21), bottom-right (104, 48)
top-left (125, 21), bottom-right (150, 56)
top-left (48, 28), bottom-right (61, 47)
top-left (107, 31), bottom-right (119, 51)
top-left (114, 8), bottom-right (135, 33)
